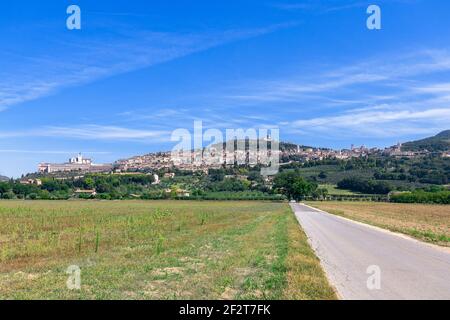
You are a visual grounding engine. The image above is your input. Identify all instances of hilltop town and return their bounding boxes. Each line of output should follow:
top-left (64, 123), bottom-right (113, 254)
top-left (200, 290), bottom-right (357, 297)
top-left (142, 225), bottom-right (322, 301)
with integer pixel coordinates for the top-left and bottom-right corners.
top-left (36, 140), bottom-right (449, 176)
top-left (0, 130), bottom-right (446, 203)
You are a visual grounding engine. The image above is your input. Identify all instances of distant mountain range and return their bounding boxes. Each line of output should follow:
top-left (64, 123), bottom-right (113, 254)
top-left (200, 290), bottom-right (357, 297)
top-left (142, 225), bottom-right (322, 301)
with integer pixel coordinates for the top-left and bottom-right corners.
top-left (402, 130), bottom-right (450, 152)
top-left (0, 175), bottom-right (9, 182)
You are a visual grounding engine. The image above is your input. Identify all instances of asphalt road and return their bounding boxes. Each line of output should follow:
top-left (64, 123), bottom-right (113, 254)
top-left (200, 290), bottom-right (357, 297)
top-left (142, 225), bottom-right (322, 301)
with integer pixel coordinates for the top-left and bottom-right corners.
top-left (291, 203), bottom-right (450, 300)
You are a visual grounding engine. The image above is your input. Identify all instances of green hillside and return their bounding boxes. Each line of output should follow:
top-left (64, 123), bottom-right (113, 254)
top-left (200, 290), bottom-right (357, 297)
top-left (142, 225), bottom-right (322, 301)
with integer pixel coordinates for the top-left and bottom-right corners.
top-left (402, 130), bottom-right (450, 152)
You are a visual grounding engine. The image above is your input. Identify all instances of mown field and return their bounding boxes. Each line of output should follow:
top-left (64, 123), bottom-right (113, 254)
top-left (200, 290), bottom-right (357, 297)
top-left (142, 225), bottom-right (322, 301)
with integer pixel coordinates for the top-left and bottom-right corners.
top-left (319, 184), bottom-right (358, 196)
top-left (307, 201), bottom-right (450, 246)
top-left (0, 200), bottom-right (336, 300)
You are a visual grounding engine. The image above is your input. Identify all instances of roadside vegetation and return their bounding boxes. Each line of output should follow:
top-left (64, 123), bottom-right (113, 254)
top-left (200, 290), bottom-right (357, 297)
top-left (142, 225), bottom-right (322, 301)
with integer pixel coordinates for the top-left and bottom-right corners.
top-left (390, 189), bottom-right (450, 204)
top-left (273, 171), bottom-right (327, 201)
top-left (307, 201), bottom-right (450, 246)
top-left (0, 200), bottom-right (336, 300)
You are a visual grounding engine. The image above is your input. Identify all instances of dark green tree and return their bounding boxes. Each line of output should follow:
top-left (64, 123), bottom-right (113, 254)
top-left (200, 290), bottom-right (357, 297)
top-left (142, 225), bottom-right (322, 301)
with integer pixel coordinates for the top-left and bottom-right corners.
top-left (273, 171), bottom-right (317, 200)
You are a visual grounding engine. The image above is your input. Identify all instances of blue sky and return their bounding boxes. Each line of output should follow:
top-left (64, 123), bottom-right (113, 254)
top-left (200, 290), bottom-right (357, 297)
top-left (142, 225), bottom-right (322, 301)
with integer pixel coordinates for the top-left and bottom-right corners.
top-left (1, 0), bottom-right (450, 177)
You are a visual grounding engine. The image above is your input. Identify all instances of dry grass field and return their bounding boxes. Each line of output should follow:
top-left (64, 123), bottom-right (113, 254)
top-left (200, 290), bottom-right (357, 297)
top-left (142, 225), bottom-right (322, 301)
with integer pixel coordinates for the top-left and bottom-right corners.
top-left (307, 201), bottom-right (450, 246)
top-left (0, 200), bottom-right (336, 300)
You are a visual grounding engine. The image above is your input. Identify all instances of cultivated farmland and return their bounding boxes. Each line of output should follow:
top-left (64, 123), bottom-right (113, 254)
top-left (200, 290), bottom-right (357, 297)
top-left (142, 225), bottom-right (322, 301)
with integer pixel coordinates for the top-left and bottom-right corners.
top-left (0, 200), bottom-right (336, 300)
top-left (307, 201), bottom-right (450, 246)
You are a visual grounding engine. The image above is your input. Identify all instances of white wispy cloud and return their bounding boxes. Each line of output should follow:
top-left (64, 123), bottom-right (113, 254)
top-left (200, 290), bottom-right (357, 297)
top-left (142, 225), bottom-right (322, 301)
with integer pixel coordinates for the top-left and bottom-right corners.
top-left (414, 83), bottom-right (450, 94)
top-left (285, 89), bottom-right (450, 137)
top-left (0, 24), bottom-right (290, 111)
top-left (290, 107), bottom-right (450, 135)
top-left (113, 49), bottom-right (450, 139)
top-left (218, 49), bottom-right (450, 138)
top-left (0, 149), bottom-right (110, 155)
top-left (0, 125), bottom-right (173, 142)
top-left (271, 0), bottom-right (422, 13)
top-left (226, 50), bottom-right (450, 104)
top-left (46, 125), bottom-right (172, 141)
top-left (270, 2), bottom-right (314, 10)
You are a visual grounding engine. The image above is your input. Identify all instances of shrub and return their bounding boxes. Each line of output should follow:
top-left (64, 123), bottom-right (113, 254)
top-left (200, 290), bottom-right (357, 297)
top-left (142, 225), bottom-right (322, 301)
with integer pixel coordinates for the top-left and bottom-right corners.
top-left (337, 177), bottom-right (393, 194)
top-left (390, 190), bottom-right (450, 204)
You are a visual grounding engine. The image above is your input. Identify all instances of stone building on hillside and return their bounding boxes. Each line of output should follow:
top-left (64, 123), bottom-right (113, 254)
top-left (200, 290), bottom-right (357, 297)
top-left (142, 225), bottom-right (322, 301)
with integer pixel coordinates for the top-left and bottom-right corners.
top-left (38, 153), bottom-right (112, 174)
